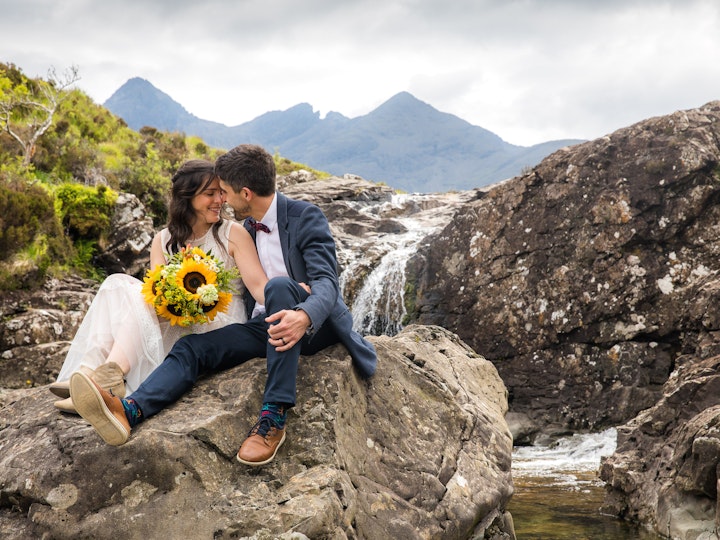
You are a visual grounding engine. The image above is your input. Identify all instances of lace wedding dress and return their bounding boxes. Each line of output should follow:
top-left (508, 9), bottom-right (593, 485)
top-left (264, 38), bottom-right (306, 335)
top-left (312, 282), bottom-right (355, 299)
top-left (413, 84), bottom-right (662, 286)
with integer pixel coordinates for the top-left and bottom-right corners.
top-left (56, 221), bottom-right (247, 393)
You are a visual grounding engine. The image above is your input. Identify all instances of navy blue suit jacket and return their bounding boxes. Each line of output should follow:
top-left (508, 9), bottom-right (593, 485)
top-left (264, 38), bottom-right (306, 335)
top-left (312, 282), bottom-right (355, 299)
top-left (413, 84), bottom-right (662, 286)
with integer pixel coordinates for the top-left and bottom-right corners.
top-left (245, 192), bottom-right (376, 378)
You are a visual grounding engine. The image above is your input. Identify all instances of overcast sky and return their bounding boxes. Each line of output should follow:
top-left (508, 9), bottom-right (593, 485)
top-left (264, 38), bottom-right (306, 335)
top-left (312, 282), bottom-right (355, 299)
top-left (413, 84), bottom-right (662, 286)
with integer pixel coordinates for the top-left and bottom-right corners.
top-left (2, 0), bottom-right (719, 146)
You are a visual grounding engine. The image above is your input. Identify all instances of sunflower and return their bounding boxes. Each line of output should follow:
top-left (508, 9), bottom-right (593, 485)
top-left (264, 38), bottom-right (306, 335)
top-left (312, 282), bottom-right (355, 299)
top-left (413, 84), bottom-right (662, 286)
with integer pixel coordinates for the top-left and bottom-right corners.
top-left (142, 244), bottom-right (240, 326)
top-left (175, 259), bottom-right (217, 294)
top-left (154, 297), bottom-right (191, 326)
top-left (142, 266), bottom-right (164, 304)
top-left (202, 290), bottom-right (233, 322)
top-left (186, 246), bottom-right (208, 260)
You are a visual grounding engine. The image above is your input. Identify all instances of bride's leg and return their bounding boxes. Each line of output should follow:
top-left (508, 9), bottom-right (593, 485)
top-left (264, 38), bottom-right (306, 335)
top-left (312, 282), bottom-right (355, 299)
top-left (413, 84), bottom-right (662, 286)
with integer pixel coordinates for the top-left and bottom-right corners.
top-left (106, 341), bottom-right (131, 375)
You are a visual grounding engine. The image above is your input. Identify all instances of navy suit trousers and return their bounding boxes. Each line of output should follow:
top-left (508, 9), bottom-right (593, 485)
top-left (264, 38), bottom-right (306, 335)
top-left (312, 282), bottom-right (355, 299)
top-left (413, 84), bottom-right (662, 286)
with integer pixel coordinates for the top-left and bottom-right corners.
top-left (130, 277), bottom-right (340, 418)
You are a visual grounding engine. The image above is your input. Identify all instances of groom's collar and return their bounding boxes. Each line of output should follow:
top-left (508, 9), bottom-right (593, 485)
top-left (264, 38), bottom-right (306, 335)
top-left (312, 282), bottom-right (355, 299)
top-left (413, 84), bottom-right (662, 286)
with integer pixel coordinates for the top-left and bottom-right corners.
top-left (256, 192), bottom-right (278, 231)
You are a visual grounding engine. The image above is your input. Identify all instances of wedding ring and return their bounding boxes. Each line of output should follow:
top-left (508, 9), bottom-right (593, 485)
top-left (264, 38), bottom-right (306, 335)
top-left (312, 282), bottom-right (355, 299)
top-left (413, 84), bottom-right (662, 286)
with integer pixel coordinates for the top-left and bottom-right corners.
top-left (281, 337), bottom-right (286, 344)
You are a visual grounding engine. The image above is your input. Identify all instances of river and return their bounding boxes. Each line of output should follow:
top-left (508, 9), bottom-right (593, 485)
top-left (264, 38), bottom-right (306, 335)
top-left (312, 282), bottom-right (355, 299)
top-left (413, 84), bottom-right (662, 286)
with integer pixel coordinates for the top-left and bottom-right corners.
top-left (510, 429), bottom-right (663, 539)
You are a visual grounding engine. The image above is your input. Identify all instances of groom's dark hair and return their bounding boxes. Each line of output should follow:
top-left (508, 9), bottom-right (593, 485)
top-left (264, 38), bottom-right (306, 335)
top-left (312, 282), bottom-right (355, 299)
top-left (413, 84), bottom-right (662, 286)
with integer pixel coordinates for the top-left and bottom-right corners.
top-left (214, 144), bottom-right (276, 196)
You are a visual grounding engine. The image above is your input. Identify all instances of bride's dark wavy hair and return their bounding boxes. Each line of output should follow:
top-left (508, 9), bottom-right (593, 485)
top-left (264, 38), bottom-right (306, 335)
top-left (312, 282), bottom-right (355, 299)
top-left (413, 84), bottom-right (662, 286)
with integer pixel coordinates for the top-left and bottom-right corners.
top-left (165, 159), bottom-right (228, 257)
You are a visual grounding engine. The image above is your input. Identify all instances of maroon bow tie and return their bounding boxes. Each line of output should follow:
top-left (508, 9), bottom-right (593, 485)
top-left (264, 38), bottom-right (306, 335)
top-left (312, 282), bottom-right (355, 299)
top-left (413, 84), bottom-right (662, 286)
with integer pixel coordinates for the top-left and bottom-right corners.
top-left (249, 219), bottom-right (270, 233)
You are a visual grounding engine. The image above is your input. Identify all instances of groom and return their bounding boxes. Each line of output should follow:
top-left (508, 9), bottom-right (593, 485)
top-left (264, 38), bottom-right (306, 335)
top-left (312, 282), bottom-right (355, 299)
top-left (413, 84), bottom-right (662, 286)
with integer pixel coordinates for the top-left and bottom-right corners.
top-left (70, 144), bottom-right (377, 465)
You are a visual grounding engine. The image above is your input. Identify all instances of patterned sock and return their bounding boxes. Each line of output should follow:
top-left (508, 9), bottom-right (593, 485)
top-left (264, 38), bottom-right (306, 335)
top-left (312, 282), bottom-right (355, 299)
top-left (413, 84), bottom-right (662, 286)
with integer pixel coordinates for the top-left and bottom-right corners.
top-left (121, 398), bottom-right (143, 428)
top-left (260, 402), bottom-right (288, 429)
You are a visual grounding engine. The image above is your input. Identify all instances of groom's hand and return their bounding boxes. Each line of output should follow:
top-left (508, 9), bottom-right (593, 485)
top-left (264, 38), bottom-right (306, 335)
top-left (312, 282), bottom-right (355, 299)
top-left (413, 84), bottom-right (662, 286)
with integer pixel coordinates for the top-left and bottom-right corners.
top-left (266, 309), bottom-right (311, 351)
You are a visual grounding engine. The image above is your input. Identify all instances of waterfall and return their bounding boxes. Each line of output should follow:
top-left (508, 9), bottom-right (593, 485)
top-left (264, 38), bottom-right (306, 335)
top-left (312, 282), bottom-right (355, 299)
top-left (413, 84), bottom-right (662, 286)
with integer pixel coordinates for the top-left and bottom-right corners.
top-left (347, 226), bottom-right (428, 336)
top-left (338, 192), bottom-right (471, 337)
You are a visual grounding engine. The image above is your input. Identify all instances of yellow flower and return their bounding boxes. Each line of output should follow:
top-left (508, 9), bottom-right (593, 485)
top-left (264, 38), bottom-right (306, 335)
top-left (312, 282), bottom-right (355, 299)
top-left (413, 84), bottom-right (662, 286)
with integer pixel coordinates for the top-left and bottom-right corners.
top-left (142, 246), bottom-right (239, 326)
top-left (202, 291), bottom-right (232, 322)
top-left (185, 246), bottom-right (207, 261)
top-left (155, 298), bottom-right (191, 326)
top-left (175, 259), bottom-right (216, 294)
top-left (142, 266), bottom-right (164, 304)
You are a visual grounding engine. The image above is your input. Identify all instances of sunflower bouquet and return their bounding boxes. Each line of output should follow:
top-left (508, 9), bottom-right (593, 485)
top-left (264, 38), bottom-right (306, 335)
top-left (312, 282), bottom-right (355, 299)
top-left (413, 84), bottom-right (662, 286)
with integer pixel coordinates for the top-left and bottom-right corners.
top-left (142, 246), bottom-right (240, 327)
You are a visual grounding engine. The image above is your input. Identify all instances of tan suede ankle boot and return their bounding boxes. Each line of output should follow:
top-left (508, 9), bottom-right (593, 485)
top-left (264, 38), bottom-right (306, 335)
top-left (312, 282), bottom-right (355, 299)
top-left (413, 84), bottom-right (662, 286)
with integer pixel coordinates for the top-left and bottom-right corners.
top-left (54, 396), bottom-right (78, 414)
top-left (91, 362), bottom-right (126, 398)
top-left (48, 364), bottom-right (94, 399)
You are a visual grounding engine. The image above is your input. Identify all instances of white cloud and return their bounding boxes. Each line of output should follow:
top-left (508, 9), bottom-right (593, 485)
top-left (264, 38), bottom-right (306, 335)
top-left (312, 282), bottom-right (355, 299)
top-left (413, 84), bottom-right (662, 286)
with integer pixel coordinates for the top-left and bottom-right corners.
top-left (1, 0), bottom-right (718, 146)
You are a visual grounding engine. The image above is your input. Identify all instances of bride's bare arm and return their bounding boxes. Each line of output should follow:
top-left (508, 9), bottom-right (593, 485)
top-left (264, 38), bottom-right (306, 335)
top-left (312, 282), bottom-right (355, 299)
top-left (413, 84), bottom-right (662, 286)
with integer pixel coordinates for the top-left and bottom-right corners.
top-left (149, 233), bottom-right (166, 268)
top-left (227, 222), bottom-right (268, 305)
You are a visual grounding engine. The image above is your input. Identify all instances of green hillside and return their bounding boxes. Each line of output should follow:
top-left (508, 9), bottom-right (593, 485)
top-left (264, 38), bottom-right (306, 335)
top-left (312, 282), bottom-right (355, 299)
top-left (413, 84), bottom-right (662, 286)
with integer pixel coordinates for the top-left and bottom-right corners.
top-left (0, 62), bottom-right (321, 291)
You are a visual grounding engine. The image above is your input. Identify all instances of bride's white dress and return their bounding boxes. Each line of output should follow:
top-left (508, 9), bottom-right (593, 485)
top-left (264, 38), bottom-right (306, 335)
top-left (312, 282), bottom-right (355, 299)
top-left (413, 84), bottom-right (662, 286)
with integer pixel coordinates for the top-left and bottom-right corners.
top-left (56, 221), bottom-right (247, 393)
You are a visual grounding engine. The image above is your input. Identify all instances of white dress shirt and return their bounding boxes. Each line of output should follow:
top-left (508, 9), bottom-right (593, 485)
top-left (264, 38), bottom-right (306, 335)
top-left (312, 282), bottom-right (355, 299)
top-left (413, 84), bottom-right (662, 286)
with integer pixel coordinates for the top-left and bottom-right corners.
top-left (252, 193), bottom-right (287, 317)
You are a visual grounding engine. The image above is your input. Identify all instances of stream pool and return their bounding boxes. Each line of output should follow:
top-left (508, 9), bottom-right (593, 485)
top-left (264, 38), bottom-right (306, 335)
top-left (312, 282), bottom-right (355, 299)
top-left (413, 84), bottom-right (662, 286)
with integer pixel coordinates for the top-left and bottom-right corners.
top-left (508, 429), bottom-right (663, 539)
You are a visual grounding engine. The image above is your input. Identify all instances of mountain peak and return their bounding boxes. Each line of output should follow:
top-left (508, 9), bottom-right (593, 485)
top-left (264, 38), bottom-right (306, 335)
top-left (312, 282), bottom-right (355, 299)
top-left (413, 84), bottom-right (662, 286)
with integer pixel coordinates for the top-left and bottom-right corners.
top-left (121, 76), bottom-right (153, 88)
top-left (376, 91), bottom-right (433, 113)
top-left (107, 77), bottom-right (164, 100)
top-left (104, 78), bottom-right (193, 131)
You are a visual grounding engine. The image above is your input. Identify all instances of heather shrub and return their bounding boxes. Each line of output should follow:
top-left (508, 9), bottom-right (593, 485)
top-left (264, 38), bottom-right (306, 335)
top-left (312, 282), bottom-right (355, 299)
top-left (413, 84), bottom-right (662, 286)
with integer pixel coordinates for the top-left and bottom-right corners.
top-left (54, 182), bottom-right (118, 240)
top-left (0, 175), bottom-right (64, 253)
top-left (0, 176), bottom-right (74, 288)
top-left (117, 144), bottom-right (170, 226)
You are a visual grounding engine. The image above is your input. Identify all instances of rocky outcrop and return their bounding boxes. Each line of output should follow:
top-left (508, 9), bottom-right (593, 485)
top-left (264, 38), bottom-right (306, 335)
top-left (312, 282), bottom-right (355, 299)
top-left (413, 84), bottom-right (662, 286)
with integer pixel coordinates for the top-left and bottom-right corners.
top-left (93, 191), bottom-right (155, 278)
top-left (599, 349), bottom-right (720, 539)
top-left (408, 100), bottom-right (720, 439)
top-left (0, 277), bottom-right (98, 391)
top-left (0, 325), bottom-right (514, 540)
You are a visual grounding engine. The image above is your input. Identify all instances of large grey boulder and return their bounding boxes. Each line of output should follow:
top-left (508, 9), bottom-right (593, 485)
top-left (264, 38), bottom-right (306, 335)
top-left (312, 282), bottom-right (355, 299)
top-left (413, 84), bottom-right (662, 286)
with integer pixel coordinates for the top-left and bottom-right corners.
top-left (407, 100), bottom-right (720, 437)
top-left (0, 325), bottom-right (514, 539)
top-left (600, 345), bottom-right (720, 539)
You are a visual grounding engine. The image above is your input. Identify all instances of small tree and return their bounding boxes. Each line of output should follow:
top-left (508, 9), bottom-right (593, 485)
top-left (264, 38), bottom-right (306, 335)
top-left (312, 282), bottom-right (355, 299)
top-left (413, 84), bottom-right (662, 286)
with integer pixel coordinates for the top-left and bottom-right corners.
top-left (0, 64), bottom-right (80, 167)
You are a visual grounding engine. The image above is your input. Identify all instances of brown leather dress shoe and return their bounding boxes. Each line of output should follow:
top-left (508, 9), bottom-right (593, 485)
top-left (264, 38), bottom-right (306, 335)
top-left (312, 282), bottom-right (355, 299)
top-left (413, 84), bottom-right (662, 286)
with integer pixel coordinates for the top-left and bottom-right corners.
top-left (70, 371), bottom-right (130, 446)
top-left (236, 417), bottom-right (286, 466)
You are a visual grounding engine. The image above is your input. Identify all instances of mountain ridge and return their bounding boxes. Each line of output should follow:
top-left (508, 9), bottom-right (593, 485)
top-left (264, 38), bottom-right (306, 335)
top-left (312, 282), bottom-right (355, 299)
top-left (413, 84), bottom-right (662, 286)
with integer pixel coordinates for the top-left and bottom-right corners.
top-left (104, 78), bottom-right (584, 192)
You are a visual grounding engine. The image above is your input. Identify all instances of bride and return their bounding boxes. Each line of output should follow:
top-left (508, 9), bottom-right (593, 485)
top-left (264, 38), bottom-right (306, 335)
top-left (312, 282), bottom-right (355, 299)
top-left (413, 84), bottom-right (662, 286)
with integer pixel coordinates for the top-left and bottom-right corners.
top-left (50, 159), bottom-right (268, 412)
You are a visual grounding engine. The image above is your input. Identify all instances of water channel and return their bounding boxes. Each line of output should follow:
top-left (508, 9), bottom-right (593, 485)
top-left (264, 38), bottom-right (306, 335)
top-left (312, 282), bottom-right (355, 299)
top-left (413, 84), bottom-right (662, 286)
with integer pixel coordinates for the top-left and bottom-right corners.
top-left (510, 429), bottom-right (662, 539)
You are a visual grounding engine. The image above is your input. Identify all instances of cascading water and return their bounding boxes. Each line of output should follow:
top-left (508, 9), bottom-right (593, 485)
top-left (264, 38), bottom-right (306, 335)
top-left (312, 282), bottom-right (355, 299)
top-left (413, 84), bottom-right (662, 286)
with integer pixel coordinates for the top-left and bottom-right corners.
top-left (346, 225), bottom-right (429, 335)
top-left (337, 192), bottom-right (470, 336)
top-left (512, 428), bottom-right (618, 477)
